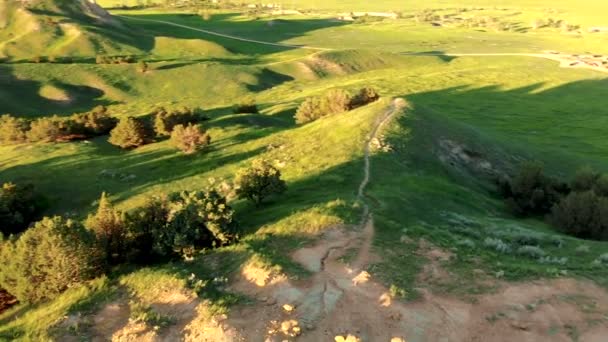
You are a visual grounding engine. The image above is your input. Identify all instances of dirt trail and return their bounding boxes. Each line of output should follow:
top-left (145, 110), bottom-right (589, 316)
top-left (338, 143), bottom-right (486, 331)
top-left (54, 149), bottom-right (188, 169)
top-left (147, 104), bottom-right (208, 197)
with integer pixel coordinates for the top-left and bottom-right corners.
top-left (116, 15), bottom-right (331, 51)
top-left (117, 16), bottom-right (608, 74)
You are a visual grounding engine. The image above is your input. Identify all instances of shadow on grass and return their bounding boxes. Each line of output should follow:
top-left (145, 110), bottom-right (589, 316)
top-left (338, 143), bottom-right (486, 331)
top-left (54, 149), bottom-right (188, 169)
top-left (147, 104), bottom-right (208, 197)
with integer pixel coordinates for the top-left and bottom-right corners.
top-left (0, 66), bottom-right (116, 117)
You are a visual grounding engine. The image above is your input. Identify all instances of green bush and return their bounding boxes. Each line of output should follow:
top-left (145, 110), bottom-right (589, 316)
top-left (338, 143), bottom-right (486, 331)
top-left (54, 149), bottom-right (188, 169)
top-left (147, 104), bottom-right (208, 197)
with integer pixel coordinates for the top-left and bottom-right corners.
top-left (0, 115), bottom-right (29, 144)
top-left (294, 96), bottom-right (323, 124)
top-left (124, 197), bottom-right (170, 263)
top-left (500, 161), bottom-right (567, 216)
top-left (0, 182), bottom-right (46, 235)
top-left (551, 191), bottom-right (608, 241)
top-left (109, 116), bottom-right (152, 149)
top-left (26, 116), bottom-right (65, 142)
top-left (571, 166), bottom-right (600, 192)
top-left (294, 88), bottom-right (352, 124)
top-left (0, 216), bottom-right (101, 303)
top-left (72, 106), bottom-right (117, 136)
top-left (163, 190), bottom-right (238, 257)
top-left (235, 160), bottom-right (287, 206)
top-left (350, 87), bottom-right (380, 108)
top-left (86, 193), bottom-right (126, 264)
top-left (170, 123), bottom-right (211, 154)
top-left (125, 191), bottom-right (238, 260)
top-left (153, 107), bottom-right (198, 136)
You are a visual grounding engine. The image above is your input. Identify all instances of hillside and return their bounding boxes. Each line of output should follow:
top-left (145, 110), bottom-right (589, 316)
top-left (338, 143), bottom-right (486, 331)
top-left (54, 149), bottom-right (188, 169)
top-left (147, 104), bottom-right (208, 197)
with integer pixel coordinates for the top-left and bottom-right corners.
top-left (0, 0), bottom-right (144, 59)
top-left (1, 1), bottom-right (608, 341)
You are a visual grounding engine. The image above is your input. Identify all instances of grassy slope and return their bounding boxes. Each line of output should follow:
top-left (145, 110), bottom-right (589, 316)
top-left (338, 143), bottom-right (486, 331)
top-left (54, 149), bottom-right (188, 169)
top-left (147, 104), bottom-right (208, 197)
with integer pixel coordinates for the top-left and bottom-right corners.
top-left (2, 4), bottom-right (608, 340)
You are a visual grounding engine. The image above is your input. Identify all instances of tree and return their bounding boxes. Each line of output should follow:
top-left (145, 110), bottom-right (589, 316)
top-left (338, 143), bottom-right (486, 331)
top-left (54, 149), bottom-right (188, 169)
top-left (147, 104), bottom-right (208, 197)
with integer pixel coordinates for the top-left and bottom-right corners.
top-left (86, 193), bottom-right (126, 264)
top-left (294, 97), bottom-right (323, 124)
top-left (294, 88), bottom-right (354, 124)
top-left (153, 107), bottom-right (197, 136)
top-left (108, 116), bottom-right (151, 149)
top-left (170, 123), bottom-right (211, 154)
top-left (551, 191), bottom-right (608, 241)
top-left (0, 115), bottom-right (29, 144)
top-left (124, 196), bottom-right (170, 262)
top-left (235, 160), bottom-right (287, 206)
top-left (26, 116), bottom-right (64, 142)
top-left (0, 216), bottom-right (101, 303)
top-left (72, 106), bottom-right (117, 136)
top-left (0, 182), bottom-right (46, 235)
top-left (164, 190), bottom-right (238, 256)
top-left (501, 161), bottom-right (566, 216)
top-left (350, 87), bottom-right (380, 108)
top-left (571, 166), bottom-right (600, 192)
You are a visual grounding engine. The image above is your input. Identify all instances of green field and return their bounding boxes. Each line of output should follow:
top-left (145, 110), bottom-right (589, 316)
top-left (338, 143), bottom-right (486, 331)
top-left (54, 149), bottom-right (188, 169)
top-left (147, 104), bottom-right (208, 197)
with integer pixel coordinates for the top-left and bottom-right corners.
top-left (1, 0), bottom-right (608, 340)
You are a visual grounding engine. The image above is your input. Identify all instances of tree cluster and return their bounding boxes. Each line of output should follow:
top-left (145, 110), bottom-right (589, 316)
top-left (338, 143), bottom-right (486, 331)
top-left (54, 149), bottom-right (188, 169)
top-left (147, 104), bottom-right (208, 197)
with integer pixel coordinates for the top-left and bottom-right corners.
top-left (294, 87), bottom-right (380, 124)
top-left (499, 163), bottom-right (608, 241)
top-left (0, 106), bottom-right (117, 145)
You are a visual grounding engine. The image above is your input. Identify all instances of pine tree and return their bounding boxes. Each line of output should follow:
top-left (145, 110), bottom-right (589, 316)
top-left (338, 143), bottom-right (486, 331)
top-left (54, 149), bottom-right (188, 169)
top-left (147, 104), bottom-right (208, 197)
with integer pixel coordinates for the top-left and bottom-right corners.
top-left (108, 116), bottom-right (151, 149)
top-left (86, 192), bottom-right (126, 264)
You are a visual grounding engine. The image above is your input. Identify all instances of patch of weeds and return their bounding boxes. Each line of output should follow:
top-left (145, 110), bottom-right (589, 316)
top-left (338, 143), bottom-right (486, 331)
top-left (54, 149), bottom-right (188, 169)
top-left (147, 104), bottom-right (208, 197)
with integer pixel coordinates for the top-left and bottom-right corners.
top-left (575, 245), bottom-right (591, 254)
top-left (485, 311), bottom-right (507, 324)
top-left (510, 232), bottom-right (543, 247)
top-left (592, 253), bottom-right (608, 267)
top-left (538, 256), bottom-right (568, 265)
top-left (484, 237), bottom-right (511, 253)
top-left (548, 236), bottom-right (565, 248)
top-left (456, 238), bottom-right (476, 249)
top-left (389, 284), bottom-right (408, 299)
top-left (516, 245), bottom-right (545, 259)
top-left (129, 301), bottom-right (174, 328)
top-left (564, 324), bottom-right (580, 341)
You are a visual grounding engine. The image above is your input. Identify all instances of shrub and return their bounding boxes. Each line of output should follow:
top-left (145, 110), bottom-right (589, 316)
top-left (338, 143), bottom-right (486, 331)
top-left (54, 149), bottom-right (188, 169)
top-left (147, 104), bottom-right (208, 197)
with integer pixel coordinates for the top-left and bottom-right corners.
top-left (153, 107), bottom-right (197, 136)
top-left (26, 116), bottom-right (65, 142)
top-left (124, 197), bottom-right (170, 262)
top-left (72, 106), bottom-right (117, 136)
top-left (516, 245), bottom-right (545, 259)
top-left (483, 237), bottom-right (511, 254)
top-left (109, 116), bottom-right (152, 149)
top-left (320, 88), bottom-right (352, 115)
top-left (551, 191), bottom-right (608, 241)
top-left (0, 182), bottom-right (46, 235)
top-left (0, 216), bottom-right (101, 303)
top-left (575, 244), bottom-right (591, 254)
top-left (538, 256), bottom-right (568, 265)
top-left (233, 100), bottom-right (259, 114)
top-left (235, 160), bottom-right (287, 206)
top-left (350, 87), bottom-right (380, 108)
top-left (594, 253), bottom-right (608, 266)
top-left (294, 97), bottom-right (323, 124)
top-left (170, 123), bottom-right (211, 154)
top-left (86, 193), bottom-right (126, 264)
top-left (294, 88), bottom-right (352, 124)
top-left (163, 190), bottom-right (238, 257)
top-left (456, 238), bottom-right (475, 249)
top-left (571, 166), bottom-right (600, 192)
top-left (0, 115), bottom-right (29, 144)
top-left (125, 191), bottom-right (237, 260)
top-left (500, 161), bottom-right (567, 216)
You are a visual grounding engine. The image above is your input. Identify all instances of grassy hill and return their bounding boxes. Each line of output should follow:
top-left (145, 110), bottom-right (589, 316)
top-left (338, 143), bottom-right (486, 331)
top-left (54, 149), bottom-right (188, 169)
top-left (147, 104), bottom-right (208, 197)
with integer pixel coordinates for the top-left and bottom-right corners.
top-left (1, 1), bottom-right (608, 340)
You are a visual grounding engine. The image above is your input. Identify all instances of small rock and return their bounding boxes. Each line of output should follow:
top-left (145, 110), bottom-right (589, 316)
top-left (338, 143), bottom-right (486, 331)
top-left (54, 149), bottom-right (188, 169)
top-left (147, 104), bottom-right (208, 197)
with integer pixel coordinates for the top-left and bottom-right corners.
top-left (391, 338), bottom-right (406, 342)
top-left (282, 304), bottom-right (295, 313)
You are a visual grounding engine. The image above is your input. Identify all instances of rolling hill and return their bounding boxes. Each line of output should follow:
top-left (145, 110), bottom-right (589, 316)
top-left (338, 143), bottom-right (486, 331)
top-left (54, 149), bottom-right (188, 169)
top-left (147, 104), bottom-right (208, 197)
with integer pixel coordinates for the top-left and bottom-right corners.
top-left (0, 0), bottom-right (145, 59)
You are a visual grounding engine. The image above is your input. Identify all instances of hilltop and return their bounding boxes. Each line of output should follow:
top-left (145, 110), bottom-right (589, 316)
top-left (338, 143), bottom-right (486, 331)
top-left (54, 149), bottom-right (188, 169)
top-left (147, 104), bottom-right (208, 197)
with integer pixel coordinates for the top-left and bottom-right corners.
top-left (0, 0), bottom-right (144, 60)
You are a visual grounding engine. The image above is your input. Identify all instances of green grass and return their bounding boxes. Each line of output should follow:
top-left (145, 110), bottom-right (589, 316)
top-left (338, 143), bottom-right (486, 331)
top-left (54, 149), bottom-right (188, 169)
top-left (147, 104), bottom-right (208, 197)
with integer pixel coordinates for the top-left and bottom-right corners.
top-left (2, 2), bottom-right (608, 339)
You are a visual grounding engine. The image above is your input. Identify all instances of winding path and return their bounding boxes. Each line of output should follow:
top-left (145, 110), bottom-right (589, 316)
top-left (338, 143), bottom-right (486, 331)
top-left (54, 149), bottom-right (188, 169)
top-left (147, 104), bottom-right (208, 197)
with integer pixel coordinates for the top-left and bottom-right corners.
top-left (118, 15), bottom-right (608, 73)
